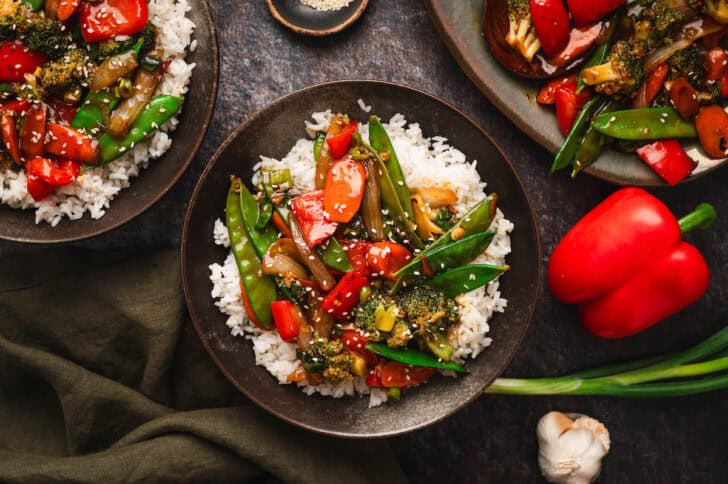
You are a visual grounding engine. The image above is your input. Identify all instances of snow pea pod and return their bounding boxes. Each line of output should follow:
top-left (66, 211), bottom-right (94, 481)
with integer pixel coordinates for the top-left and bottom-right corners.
top-left (318, 238), bottom-right (353, 272)
top-left (395, 231), bottom-right (496, 287)
top-left (423, 264), bottom-right (510, 297)
top-left (98, 95), bottom-right (183, 164)
top-left (226, 178), bottom-right (276, 329)
top-left (255, 198), bottom-right (273, 229)
top-left (592, 107), bottom-right (697, 140)
top-left (552, 95), bottom-right (605, 173)
top-left (427, 194), bottom-right (498, 254)
top-left (355, 133), bottom-right (424, 250)
top-left (71, 91), bottom-right (120, 133)
top-left (572, 99), bottom-right (621, 177)
top-left (366, 343), bottom-right (466, 372)
top-left (368, 116), bottom-right (415, 221)
top-left (22, 0), bottom-right (43, 10)
top-left (239, 181), bottom-right (279, 259)
top-left (313, 132), bottom-right (325, 162)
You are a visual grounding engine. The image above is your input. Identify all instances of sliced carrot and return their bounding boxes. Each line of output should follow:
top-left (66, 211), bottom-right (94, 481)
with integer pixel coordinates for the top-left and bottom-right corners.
top-left (695, 105), bottom-right (728, 159)
top-left (323, 157), bottom-right (367, 223)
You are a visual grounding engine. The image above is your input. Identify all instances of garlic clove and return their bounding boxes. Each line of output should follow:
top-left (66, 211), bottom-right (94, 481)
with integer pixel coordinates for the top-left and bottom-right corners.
top-left (537, 411), bottom-right (575, 445)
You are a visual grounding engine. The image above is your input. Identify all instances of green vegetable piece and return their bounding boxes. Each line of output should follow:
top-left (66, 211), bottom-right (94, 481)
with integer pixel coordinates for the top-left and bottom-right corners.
top-left (313, 132), bottom-right (325, 161)
top-left (261, 169), bottom-right (292, 220)
top-left (577, 43), bottom-right (611, 93)
top-left (423, 264), bottom-right (510, 297)
top-left (255, 198), bottom-right (273, 230)
top-left (592, 107), bottom-right (697, 140)
top-left (71, 91), bottom-right (120, 132)
top-left (318, 238), bottom-right (353, 272)
top-left (22, 0), bottom-right (43, 11)
top-left (355, 133), bottom-right (424, 250)
top-left (425, 331), bottom-right (453, 362)
top-left (226, 178), bottom-right (277, 328)
top-left (367, 343), bottom-right (467, 373)
top-left (387, 387), bottom-right (401, 401)
top-left (571, 99), bottom-right (621, 177)
top-left (368, 115), bottom-right (415, 221)
top-left (395, 231), bottom-right (496, 287)
top-left (98, 95), bottom-right (183, 164)
top-left (427, 194), bottom-right (498, 254)
top-left (239, 182), bottom-right (279, 259)
top-left (551, 95), bottom-right (605, 173)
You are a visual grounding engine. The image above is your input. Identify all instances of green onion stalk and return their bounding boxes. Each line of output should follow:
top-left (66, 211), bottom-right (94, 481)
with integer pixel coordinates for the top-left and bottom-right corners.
top-left (486, 325), bottom-right (728, 398)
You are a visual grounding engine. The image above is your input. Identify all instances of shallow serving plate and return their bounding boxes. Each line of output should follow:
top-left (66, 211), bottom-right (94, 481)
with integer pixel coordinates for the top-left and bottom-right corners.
top-left (0, 0), bottom-right (219, 243)
top-left (181, 80), bottom-right (541, 438)
top-left (266, 0), bottom-right (369, 36)
top-left (424, 0), bottom-right (726, 186)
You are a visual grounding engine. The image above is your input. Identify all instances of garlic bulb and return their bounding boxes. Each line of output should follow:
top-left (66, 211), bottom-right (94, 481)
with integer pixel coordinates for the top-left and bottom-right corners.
top-left (536, 411), bottom-right (610, 484)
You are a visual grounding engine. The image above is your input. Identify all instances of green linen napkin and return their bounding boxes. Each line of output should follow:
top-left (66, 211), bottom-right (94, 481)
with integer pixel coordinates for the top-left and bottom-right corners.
top-left (0, 248), bottom-right (407, 484)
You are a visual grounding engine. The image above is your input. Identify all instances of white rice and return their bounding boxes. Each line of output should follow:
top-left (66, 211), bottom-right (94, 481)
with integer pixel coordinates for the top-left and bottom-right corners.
top-left (209, 109), bottom-right (513, 407)
top-left (0, 0), bottom-right (196, 226)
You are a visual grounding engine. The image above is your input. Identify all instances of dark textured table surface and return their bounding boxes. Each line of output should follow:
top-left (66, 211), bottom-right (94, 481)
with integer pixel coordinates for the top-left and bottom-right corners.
top-left (3, 1), bottom-right (728, 482)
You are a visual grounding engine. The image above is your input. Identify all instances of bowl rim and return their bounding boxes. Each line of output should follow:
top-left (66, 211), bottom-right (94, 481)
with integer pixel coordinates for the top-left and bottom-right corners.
top-left (0, 0), bottom-right (220, 244)
top-left (423, 0), bottom-right (724, 187)
top-left (265, 0), bottom-right (370, 37)
top-left (181, 79), bottom-right (542, 438)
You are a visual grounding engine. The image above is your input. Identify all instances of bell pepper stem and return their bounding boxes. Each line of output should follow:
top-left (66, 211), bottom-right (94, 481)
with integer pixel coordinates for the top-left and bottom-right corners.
top-left (678, 203), bottom-right (717, 234)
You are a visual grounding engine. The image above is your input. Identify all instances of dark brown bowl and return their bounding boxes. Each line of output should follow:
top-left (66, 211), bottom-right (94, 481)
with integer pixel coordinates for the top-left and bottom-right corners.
top-left (0, 0), bottom-right (219, 243)
top-left (266, 0), bottom-right (369, 36)
top-left (425, 0), bottom-right (727, 186)
top-left (181, 80), bottom-right (541, 438)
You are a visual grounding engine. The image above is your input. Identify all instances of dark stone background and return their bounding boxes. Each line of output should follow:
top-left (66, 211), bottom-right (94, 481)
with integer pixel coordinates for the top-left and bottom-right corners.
top-left (3, 1), bottom-right (728, 482)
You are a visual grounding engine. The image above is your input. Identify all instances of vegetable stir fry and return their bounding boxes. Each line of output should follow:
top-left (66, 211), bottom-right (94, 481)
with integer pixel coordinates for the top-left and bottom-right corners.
top-left (0, 0), bottom-right (183, 201)
top-left (497, 0), bottom-right (728, 184)
top-left (225, 115), bottom-right (509, 398)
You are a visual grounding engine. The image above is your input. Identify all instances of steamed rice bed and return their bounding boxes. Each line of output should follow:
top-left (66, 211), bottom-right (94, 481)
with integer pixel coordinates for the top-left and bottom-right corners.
top-left (0, 0), bottom-right (196, 226)
top-left (209, 109), bottom-right (513, 407)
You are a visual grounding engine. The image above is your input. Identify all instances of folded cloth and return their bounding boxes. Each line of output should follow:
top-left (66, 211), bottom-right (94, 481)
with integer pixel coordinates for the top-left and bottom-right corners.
top-left (0, 248), bottom-right (406, 484)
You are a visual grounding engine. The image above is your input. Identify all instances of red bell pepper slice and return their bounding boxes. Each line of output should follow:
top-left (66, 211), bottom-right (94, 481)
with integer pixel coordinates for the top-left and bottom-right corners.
top-left (547, 187), bottom-right (713, 338)
top-left (325, 120), bottom-right (358, 159)
top-left (695, 105), bottom-right (728, 159)
top-left (45, 123), bottom-right (100, 164)
top-left (366, 242), bottom-right (413, 280)
top-left (1, 114), bottom-right (20, 165)
top-left (548, 22), bottom-right (603, 67)
top-left (554, 79), bottom-right (593, 136)
top-left (635, 140), bottom-right (696, 186)
top-left (57, 0), bottom-right (81, 21)
top-left (19, 103), bottom-right (47, 160)
top-left (47, 98), bottom-right (79, 125)
top-left (0, 41), bottom-right (47, 83)
top-left (537, 74), bottom-right (576, 105)
top-left (365, 367), bottom-right (382, 387)
top-left (79, 0), bottom-right (149, 43)
top-left (1, 99), bottom-right (30, 115)
top-left (341, 240), bottom-right (373, 277)
top-left (566, 0), bottom-right (625, 26)
top-left (670, 78), bottom-right (699, 120)
top-left (290, 190), bottom-right (338, 247)
top-left (340, 330), bottom-right (378, 366)
top-left (270, 300), bottom-right (303, 342)
top-left (25, 157), bottom-right (80, 187)
top-left (633, 62), bottom-right (669, 108)
top-left (706, 48), bottom-right (728, 83)
top-left (321, 271), bottom-right (369, 320)
top-left (529, 0), bottom-right (570, 57)
top-left (323, 157), bottom-right (367, 223)
top-left (721, 72), bottom-right (728, 99)
top-left (380, 361), bottom-right (436, 388)
top-left (26, 173), bottom-right (53, 202)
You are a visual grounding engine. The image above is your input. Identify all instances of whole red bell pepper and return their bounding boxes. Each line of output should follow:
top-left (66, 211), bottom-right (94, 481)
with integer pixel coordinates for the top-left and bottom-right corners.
top-left (290, 190), bottom-right (338, 247)
top-left (566, 0), bottom-right (625, 26)
top-left (79, 0), bottom-right (149, 43)
top-left (321, 270), bottom-right (369, 320)
top-left (0, 41), bottom-right (47, 83)
top-left (529, 0), bottom-right (571, 57)
top-left (548, 188), bottom-right (715, 338)
top-left (635, 140), bottom-right (696, 186)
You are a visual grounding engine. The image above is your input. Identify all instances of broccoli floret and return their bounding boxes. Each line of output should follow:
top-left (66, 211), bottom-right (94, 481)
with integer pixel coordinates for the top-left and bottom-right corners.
top-left (88, 22), bottom-right (157, 63)
top-left (0, 1), bottom-right (26, 41)
top-left (397, 286), bottom-right (460, 337)
top-left (20, 14), bottom-right (72, 60)
top-left (38, 48), bottom-right (89, 93)
top-left (296, 336), bottom-right (353, 383)
top-left (433, 207), bottom-right (456, 231)
top-left (353, 294), bottom-right (387, 341)
top-left (635, 0), bottom-right (702, 48)
top-left (505, 0), bottom-right (540, 62)
top-left (669, 45), bottom-right (706, 84)
top-left (386, 320), bottom-right (413, 348)
top-left (582, 41), bottom-right (646, 96)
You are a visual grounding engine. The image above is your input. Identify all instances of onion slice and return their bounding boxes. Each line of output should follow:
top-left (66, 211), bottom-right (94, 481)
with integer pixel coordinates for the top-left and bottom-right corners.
top-left (361, 157), bottom-right (385, 241)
